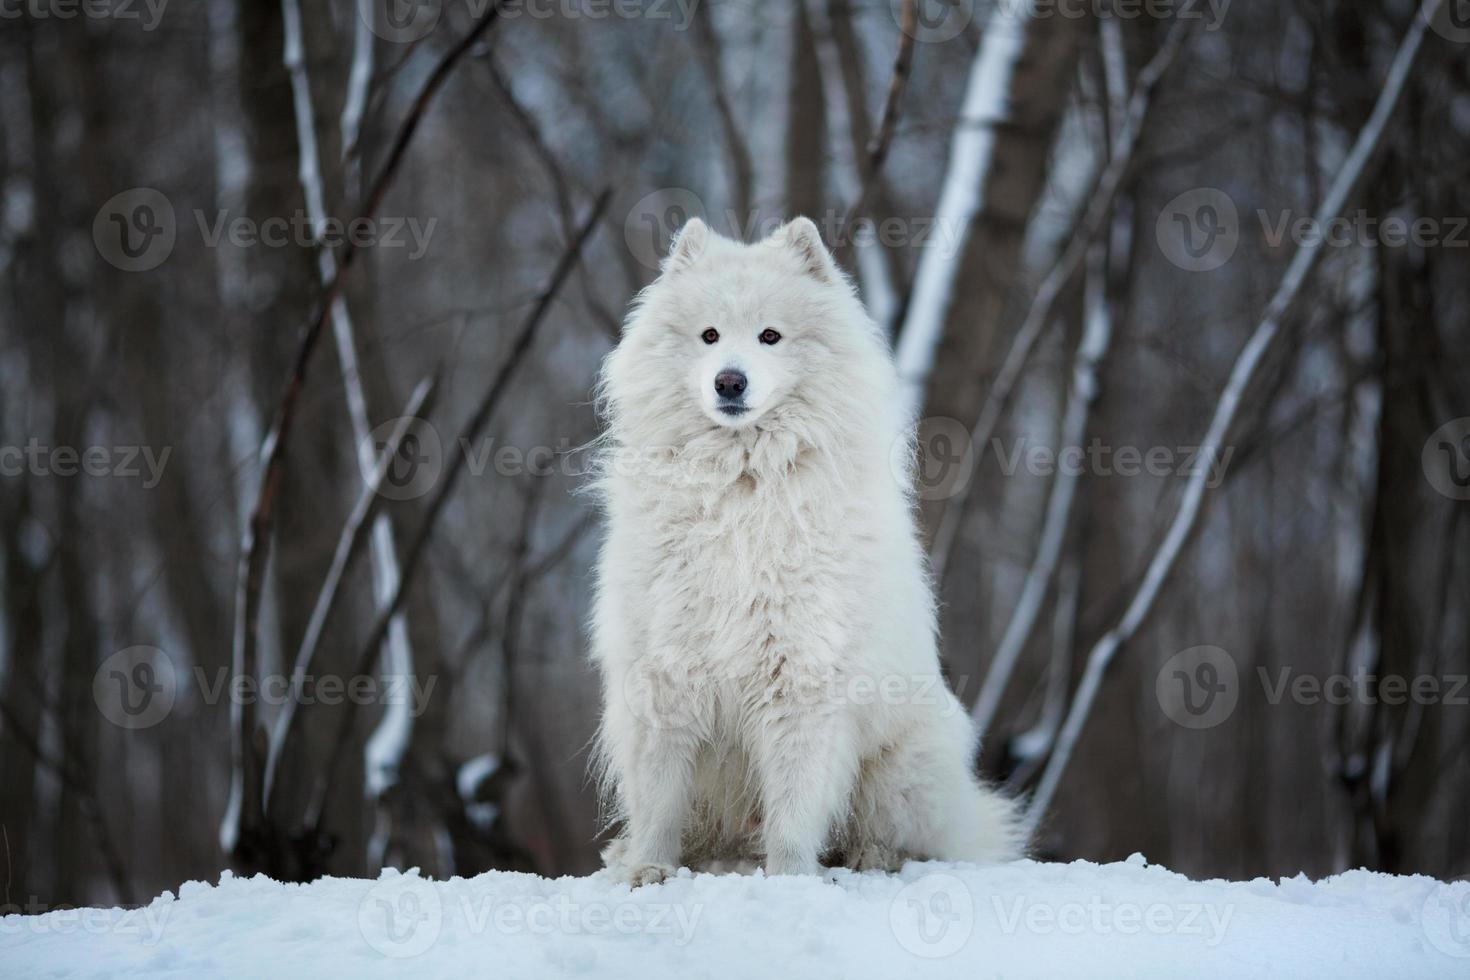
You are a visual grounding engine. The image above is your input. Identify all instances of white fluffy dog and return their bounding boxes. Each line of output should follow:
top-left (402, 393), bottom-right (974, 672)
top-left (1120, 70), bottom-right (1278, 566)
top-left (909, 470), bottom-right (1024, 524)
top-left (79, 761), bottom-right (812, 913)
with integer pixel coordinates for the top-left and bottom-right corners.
top-left (590, 216), bottom-right (1020, 886)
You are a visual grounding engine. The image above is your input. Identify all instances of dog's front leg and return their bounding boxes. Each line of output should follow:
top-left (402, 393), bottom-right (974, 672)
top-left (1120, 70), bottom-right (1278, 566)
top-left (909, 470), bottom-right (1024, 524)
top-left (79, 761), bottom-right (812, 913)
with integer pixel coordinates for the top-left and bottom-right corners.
top-left (609, 713), bottom-right (701, 887)
top-left (752, 688), bottom-right (857, 876)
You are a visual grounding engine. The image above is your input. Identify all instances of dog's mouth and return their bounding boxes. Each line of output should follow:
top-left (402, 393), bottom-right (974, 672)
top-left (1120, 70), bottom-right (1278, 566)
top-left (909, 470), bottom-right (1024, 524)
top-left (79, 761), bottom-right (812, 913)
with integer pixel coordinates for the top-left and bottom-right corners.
top-left (717, 404), bottom-right (750, 418)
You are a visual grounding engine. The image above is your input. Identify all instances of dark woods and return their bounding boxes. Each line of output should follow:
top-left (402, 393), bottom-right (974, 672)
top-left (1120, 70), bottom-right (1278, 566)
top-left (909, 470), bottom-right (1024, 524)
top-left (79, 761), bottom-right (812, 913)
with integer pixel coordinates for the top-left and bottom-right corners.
top-left (1, 0), bottom-right (1467, 910)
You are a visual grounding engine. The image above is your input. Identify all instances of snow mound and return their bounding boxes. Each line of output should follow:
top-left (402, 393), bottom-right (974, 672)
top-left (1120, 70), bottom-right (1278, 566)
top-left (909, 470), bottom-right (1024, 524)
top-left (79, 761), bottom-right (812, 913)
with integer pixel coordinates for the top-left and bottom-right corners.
top-left (4, 858), bottom-right (1468, 978)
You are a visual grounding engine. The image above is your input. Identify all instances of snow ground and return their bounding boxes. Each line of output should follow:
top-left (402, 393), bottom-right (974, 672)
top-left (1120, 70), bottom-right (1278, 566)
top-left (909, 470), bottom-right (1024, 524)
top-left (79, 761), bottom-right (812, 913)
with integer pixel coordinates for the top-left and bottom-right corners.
top-left (4, 856), bottom-right (1469, 979)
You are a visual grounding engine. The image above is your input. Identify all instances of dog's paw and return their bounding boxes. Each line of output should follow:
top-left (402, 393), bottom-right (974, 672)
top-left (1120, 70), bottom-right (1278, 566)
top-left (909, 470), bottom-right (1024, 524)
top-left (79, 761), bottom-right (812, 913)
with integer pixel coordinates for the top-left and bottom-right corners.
top-left (607, 861), bottom-right (676, 888)
top-left (849, 843), bottom-right (903, 873)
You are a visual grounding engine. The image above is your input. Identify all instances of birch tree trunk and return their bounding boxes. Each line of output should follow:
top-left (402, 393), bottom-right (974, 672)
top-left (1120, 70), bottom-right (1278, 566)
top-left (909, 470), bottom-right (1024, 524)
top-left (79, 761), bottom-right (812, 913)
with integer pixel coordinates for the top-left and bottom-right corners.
top-left (893, 1), bottom-right (1084, 436)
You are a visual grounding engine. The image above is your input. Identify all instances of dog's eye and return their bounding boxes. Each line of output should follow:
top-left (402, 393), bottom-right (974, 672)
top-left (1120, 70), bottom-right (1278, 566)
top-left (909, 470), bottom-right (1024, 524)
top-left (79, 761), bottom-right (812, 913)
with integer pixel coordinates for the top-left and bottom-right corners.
top-left (759, 328), bottom-right (782, 345)
top-left (701, 328), bottom-right (720, 345)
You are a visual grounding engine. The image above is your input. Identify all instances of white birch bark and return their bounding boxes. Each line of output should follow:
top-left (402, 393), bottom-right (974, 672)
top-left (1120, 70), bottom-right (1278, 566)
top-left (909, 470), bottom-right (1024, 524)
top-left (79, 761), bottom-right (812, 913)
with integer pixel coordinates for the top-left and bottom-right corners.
top-left (280, 0), bottom-right (416, 807)
top-left (892, 5), bottom-right (1030, 407)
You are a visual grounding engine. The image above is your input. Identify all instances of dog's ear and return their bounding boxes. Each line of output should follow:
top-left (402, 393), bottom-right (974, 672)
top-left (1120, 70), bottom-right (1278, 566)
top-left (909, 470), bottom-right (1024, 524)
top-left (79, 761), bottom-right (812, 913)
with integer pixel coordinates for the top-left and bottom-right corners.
top-left (774, 217), bottom-right (837, 283)
top-left (663, 217), bottom-right (709, 274)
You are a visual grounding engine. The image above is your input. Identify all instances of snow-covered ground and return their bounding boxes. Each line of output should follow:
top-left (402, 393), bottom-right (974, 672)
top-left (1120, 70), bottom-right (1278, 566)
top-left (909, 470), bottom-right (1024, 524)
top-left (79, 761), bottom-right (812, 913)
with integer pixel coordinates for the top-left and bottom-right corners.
top-left (5, 856), bottom-right (1469, 978)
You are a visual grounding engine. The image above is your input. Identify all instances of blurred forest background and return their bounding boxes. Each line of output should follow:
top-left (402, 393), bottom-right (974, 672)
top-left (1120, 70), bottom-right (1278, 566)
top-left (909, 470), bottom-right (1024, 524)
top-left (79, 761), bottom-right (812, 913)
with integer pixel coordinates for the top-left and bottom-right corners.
top-left (2, 0), bottom-right (1468, 909)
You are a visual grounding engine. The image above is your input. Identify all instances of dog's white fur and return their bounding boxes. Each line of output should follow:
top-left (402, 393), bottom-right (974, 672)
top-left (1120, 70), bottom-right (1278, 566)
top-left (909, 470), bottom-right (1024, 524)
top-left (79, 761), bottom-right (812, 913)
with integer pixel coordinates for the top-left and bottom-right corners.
top-left (590, 217), bottom-right (1021, 885)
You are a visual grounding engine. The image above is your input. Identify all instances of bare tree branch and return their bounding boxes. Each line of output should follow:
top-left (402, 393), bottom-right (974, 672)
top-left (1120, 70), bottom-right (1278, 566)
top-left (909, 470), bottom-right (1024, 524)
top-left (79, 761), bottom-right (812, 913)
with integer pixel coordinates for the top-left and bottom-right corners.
top-left (692, 2), bottom-right (754, 221)
top-left (261, 376), bottom-right (439, 818)
top-left (224, 1), bottom-right (506, 864)
top-left (971, 204), bottom-right (1128, 735)
top-left (929, 1), bottom-right (1203, 581)
top-left (302, 188), bottom-right (613, 835)
top-left (833, 0), bottom-right (915, 256)
top-left (1023, 0), bottom-right (1447, 838)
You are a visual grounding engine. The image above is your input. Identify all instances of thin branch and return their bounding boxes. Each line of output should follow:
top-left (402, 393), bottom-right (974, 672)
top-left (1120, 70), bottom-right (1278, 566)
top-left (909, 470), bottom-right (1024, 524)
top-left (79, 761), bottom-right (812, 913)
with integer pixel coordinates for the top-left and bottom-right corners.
top-left (483, 54), bottom-right (622, 340)
top-left (224, 1), bottom-right (505, 862)
top-left (929, 0), bottom-right (1203, 582)
top-left (833, 0), bottom-right (915, 253)
top-left (260, 376), bottom-right (438, 818)
top-left (692, 2), bottom-right (754, 221)
top-left (1023, 0), bottom-right (1446, 838)
top-left (971, 204), bottom-right (1128, 734)
top-left (282, 0), bottom-right (425, 829)
top-left (302, 188), bottom-right (612, 833)
top-left (804, 0), bottom-right (898, 323)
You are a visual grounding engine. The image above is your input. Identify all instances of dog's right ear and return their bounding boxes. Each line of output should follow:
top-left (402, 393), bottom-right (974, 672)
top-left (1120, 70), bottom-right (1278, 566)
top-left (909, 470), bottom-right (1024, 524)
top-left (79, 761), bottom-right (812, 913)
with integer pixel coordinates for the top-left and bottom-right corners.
top-left (663, 217), bottom-right (709, 274)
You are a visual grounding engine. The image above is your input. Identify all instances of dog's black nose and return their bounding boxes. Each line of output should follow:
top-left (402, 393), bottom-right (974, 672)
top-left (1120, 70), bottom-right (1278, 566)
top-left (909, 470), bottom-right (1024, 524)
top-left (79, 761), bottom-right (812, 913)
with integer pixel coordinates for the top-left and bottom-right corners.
top-left (714, 370), bottom-right (747, 400)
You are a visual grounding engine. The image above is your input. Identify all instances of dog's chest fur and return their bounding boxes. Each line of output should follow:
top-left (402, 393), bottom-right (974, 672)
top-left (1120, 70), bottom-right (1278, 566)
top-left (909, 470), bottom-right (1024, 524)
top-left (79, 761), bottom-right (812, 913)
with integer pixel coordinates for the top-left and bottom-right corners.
top-left (617, 446), bottom-right (872, 688)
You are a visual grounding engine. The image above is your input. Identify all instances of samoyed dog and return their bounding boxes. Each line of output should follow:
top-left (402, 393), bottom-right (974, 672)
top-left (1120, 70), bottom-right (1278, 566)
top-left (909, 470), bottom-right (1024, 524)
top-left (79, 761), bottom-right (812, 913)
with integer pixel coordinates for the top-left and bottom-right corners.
top-left (590, 216), bottom-right (1020, 885)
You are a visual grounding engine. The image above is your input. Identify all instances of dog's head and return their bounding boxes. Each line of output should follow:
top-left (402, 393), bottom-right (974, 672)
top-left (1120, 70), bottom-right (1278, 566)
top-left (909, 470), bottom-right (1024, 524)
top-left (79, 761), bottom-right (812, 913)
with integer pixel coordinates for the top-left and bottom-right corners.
top-left (604, 217), bottom-right (889, 446)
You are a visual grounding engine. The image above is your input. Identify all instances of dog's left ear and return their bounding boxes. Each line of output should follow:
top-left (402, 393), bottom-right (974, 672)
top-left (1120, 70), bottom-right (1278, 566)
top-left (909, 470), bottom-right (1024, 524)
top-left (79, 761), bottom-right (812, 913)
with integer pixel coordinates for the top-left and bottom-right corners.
top-left (774, 217), bottom-right (837, 284)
